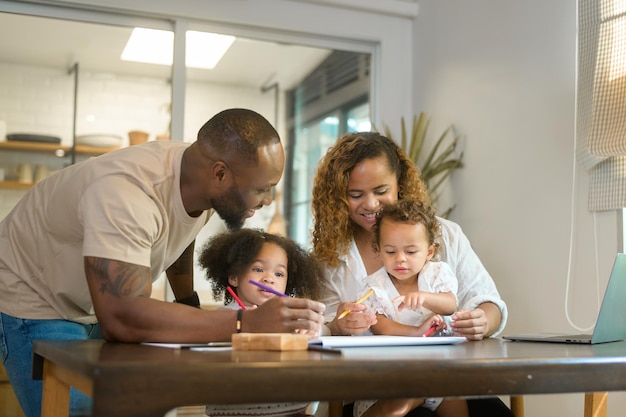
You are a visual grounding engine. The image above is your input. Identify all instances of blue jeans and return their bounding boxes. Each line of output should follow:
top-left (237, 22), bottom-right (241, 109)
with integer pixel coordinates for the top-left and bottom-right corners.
top-left (0, 313), bottom-right (102, 417)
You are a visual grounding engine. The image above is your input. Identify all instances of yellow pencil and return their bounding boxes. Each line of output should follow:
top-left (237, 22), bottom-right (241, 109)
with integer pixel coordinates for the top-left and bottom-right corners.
top-left (337, 288), bottom-right (375, 320)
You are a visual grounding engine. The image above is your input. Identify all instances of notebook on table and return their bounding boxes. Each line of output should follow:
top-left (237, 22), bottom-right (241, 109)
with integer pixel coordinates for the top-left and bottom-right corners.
top-left (503, 253), bottom-right (626, 345)
top-left (309, 335), bottom-right (466, 348)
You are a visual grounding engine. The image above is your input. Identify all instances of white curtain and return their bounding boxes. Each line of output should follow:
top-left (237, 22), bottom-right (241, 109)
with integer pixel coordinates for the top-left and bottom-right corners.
top-left (577, 0), bottom-right (626, 211)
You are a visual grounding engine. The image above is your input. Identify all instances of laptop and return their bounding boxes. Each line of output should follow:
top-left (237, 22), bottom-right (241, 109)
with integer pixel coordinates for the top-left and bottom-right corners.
top-left (503, 253), bottom-right (626, 344)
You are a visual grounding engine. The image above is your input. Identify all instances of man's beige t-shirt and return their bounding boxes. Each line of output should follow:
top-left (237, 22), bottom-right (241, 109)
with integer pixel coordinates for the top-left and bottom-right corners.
top-left (0, 141), bottom-right (210, 323)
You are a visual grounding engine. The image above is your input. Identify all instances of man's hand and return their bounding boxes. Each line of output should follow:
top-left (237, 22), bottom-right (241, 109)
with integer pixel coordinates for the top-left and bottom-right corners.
top-left (242, 296), bottom-right (325, 334)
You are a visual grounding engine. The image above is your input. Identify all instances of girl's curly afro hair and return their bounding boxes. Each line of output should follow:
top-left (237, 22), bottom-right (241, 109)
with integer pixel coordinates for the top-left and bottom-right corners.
top-left (198, 228), bottom-right (324, 304)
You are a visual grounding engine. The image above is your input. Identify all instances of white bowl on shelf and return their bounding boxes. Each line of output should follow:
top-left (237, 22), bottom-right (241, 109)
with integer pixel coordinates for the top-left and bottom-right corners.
top-left (76, 134), bottom-right (123, 148)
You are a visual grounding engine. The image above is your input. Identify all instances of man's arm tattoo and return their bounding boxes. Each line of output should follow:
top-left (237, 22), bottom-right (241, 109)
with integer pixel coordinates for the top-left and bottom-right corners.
top-left (85, 257), bottom-right (149, 298)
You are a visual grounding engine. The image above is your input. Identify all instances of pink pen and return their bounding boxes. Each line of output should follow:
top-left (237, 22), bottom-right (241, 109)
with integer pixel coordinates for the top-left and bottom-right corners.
top-left (226, 286), bottom-right (247, 310)
top-left (423, 324), bottom-right (438, 337)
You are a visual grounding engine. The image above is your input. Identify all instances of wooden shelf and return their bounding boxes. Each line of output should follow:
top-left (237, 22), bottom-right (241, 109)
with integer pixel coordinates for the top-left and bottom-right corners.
top-left (0, 180), bottom-right (32, 190)
top-left (0, 141), bottom-right (120, 156)
top-left (0, 142), bottom-right (122, 189)
top-left (0, 141), bottom-right (66, 153)
top-left (75, 144), bottom-right (122, 155)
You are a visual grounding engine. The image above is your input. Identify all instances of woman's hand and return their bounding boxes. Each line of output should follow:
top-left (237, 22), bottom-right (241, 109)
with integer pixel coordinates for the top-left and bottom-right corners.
top-left (327, 302), bottom-right (377, 335)
top-left (449, 303), bottom-right (501, 340)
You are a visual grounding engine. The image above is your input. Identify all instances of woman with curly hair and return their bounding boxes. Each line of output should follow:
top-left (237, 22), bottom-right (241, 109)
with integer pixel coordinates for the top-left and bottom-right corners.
top-left (311, 132), bottom-right (512, 417)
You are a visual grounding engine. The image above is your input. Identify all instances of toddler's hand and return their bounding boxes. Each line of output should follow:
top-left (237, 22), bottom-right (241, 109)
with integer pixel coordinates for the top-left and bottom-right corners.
top-left (393, 292), bottom-right (427, 311)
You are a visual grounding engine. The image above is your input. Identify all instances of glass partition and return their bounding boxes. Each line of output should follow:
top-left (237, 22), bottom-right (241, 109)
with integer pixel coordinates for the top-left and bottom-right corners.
top-left (286, 52), bottom-right (371, 248)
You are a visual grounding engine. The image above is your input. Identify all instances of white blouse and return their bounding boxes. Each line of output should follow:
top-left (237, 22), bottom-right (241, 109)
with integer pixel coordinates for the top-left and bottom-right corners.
top-left (320, 217), bottom-right (508, 336)
top-left (363, 262), bottom-right (458, 325)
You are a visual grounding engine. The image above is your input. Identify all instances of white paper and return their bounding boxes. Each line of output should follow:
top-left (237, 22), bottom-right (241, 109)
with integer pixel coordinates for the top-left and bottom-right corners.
top-left (308, 335), bottom-right (466, 348)
top-left (142, 342), bottom-right (232, 349)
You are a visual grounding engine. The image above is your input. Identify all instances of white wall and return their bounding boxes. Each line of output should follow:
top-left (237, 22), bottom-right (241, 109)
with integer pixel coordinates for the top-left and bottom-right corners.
top-left (413, 1), bottom-right (624, 416)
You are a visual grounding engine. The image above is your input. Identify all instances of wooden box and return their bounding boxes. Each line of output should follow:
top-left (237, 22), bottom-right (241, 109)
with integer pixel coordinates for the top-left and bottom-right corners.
top-left (231, 333), bottom-right (308, 351)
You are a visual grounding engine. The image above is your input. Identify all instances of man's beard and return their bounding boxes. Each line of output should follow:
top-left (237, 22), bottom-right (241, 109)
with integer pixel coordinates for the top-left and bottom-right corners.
top-left (211, 184), bottom-right (249, 231)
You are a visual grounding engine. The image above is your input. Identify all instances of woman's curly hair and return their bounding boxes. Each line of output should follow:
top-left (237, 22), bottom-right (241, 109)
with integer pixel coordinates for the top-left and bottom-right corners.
top-left (311, 132), bottom-right (431, 268)
top-left (372, 199), bottom-right (441, 256)
top-left (198, 228), bottom-right (324, 304)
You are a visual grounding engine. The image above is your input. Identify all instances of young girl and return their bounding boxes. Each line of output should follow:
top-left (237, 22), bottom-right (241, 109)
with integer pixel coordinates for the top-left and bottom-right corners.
top-left (199, 228), bottom-right (323, 309)
top-left (354, 199), bottom-right (468, 417)
top-left (198, 228), bottom-right (324, 417)
top-left (365, 199), bottom-right (457, 337)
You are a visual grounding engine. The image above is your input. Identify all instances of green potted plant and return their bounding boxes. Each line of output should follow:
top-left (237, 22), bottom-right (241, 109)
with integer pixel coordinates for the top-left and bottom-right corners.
top-left (378, 112), bottom-right (464, 218)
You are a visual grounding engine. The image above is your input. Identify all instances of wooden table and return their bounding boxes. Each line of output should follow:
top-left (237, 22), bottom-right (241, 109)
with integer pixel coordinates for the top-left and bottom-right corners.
top-left (32, 338), bottom-right (626, 417)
